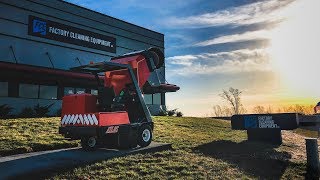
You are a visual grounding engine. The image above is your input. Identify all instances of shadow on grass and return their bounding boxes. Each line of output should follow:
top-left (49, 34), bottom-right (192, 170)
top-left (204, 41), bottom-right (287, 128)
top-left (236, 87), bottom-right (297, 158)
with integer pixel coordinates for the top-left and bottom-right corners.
top-left (193, 140), bottom-right (291, 179)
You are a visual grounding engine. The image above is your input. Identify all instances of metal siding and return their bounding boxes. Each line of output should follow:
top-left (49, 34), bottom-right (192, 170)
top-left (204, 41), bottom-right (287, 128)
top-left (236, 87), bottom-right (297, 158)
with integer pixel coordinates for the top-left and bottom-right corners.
top-left (0, 35), bottom-right (115, 69)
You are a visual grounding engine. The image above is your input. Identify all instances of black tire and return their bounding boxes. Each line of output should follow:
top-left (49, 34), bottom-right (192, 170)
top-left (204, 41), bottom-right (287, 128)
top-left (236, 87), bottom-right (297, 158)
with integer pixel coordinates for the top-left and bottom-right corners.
top-left (81, 136), bottom-right (97, 150)
top-left (137, 125), bottom-right (152, 147)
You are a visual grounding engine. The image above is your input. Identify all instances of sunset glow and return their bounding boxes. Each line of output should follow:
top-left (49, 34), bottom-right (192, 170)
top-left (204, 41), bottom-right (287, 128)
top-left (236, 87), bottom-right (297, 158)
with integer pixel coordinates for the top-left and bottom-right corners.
top-left (268, 0), bottom-right (320, 99)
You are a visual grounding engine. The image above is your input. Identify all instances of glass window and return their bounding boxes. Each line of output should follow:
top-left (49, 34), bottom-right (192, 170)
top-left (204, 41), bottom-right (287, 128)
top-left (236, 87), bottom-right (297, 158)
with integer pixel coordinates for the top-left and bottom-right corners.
top-left (91, 89), bottom-right (98, 95)
top-left (19, 84), bottom-right (38, 98)
top-left (39, 85), bottom-right (57, 99)
top-left (64, 87), bottom-right (75, 95)
top-left (0, 82), bottom-right (8, 97)
top-left (143, 94), bottom-right (152, 104)
top-left (153, 93), bottom-right (161, 105)
top-left (76, 88), bottom-right (85, 94)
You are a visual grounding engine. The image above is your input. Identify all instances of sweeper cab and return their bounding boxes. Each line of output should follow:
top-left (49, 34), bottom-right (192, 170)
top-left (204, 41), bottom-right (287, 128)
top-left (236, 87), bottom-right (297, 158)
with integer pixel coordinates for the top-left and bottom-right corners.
top-left (59, 48), bottom-right (179, 150)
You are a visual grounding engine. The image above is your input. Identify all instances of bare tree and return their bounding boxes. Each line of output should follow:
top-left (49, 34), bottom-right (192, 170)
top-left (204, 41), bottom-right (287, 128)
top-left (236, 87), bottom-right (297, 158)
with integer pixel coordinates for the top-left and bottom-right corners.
top-left (213, 105), bottom-right (223, 117)
top-left (220, 87), bottom-right (243, 115)
top-left (265, 105), bottom-right (273, 114)
top-left (253, 106), bottom-right (265, 114)
top-left (239, 106), bottom-right (247, 114)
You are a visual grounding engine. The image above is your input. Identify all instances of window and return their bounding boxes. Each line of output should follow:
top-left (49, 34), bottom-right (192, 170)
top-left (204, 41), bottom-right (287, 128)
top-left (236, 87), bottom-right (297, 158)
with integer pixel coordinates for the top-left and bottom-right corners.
top-left (19, 84), bottom-right (38, 98)
top-left (39, 85), bottom-right (57, 99)
top-left (64, 87), bottom-right (87, 95)
top-left (143, 94), bottom-right (152, 104)
top-left (153, 93), bottom-right (161, 105)
top-left (64, 87), bottom-right (75, 95)
top-left (76, 88), bottom-right (85, 94)
top-left (0, 82), bottom-right (8, 97)
top-left (91, 89), bottom-right (98, 95)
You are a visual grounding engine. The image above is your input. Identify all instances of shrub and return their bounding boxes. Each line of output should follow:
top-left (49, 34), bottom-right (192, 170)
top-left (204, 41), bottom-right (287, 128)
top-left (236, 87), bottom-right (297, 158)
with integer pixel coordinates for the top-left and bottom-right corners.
top-left (34, 103), bottom-right (54, 117)
top-left (167, 109), bottom-right (177, 116)
top-left (176, 111), bottom-right (183, 117)
top-left (0, 104), bottom-right (13, 119)
top-left (19, 107), bottom-right (35, 118)
top-left (157, 110), bottom-right (168, 116)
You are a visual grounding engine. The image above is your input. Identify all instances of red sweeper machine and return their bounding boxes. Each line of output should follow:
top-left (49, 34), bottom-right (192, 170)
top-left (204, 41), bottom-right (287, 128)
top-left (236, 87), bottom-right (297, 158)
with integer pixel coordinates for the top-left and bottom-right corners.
top-left (59, 48), bottom-right (179, 150)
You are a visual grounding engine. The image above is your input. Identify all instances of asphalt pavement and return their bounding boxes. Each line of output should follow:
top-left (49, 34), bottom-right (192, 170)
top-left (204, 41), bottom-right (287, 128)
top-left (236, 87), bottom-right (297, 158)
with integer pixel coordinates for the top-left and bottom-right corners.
top-left (0, 142), bottom-right (172, 179)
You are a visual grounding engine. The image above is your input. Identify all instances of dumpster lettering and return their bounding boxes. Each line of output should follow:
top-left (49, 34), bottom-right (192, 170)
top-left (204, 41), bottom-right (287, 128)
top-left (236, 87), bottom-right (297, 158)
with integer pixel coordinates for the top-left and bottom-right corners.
top-left (258, 116), bottom-right (280, 128)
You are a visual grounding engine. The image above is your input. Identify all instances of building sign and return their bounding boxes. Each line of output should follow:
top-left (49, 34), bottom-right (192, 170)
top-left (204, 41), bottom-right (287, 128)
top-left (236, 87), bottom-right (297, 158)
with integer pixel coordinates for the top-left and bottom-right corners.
top-left (244, 115), bottom-right (280, 129)
top-left (28, 16), bottom-right (116, 53)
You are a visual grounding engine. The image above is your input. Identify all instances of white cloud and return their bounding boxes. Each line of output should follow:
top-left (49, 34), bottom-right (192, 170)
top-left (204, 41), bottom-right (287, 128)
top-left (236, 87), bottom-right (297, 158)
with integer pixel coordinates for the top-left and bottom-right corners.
top-left (165, 0), bottom-right (294, 28)
top-left (166, 49), bottom-right (271, 76)
top-left (194, 30), bottom-right (271, 46)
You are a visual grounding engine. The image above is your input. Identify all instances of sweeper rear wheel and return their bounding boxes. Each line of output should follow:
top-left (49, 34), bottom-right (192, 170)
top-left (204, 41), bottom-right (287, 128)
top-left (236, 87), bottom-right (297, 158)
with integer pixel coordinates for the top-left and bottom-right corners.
top-left (137, 125), bottom-right (152, 147)
top-left (81, 136), bottom-right (97, 150)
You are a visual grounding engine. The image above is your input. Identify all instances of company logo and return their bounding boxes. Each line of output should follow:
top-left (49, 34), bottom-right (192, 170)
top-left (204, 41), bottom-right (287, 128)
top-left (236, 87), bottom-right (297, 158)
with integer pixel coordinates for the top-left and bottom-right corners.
top-left (106, 126), bottom-right (119, 134)
top-left (32, 19), bottom-right (47, 35)
top-left (244, 116), bottom-right (257, 128)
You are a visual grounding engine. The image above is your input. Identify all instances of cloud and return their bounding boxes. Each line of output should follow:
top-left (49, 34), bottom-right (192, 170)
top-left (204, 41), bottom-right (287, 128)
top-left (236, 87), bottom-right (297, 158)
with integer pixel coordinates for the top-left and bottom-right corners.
top-left (194, 30), bottom-right (271, 46)
top-left (165, 0), bottom-right (294, 28)
top-left (166, 49), bottom-right (271, 76)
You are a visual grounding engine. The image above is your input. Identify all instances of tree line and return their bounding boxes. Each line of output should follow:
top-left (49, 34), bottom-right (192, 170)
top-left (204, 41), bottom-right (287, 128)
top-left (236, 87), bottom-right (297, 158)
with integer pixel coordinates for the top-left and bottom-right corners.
top-left (213, 87), bottom-right (316, 117)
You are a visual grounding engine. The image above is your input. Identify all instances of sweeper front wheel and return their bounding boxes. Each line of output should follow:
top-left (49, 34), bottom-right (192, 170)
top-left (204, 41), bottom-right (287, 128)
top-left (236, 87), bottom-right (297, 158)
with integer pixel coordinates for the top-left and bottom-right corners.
top-left (81, 136), bottom-right (97, 150)
top-left (138, 125), bottom-right (152, 147)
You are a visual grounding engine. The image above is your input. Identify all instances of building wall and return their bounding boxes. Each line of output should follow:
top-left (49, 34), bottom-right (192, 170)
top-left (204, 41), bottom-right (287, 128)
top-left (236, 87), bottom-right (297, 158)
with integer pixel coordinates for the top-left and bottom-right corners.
top-left (0, 0), bottom-right (166, 116)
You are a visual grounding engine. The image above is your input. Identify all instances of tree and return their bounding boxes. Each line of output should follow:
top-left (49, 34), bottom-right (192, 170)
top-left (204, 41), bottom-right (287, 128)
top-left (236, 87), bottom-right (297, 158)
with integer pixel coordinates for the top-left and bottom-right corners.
top-left (253, 106), bottom-right (265, 114)
top-left (222, 106), bottom-right (234, 116)
top-left (213, 105), bottom-right (223, 117)
top-left (265, 105), bottom-right (273, 114)
top-left (220, 87), bottom-right (243, 115)
top-left (212, 105), bottom-right (234, 117)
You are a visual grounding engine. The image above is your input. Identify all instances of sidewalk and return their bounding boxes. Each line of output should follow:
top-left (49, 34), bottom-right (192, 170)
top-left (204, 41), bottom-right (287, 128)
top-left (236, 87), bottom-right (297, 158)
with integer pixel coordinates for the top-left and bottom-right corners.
top-left (0, 142), bottom-right (172, 179)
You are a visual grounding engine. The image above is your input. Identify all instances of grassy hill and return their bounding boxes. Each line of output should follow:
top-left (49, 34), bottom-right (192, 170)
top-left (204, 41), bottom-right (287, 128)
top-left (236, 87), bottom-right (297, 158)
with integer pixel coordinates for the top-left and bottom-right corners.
top-left (0, 116), bottom-right (315, 179)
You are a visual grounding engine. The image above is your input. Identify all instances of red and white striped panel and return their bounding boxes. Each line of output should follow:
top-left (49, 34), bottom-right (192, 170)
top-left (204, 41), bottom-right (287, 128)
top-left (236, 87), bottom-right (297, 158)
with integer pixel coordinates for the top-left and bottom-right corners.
top-left (61, 114), bottom-right (98, 126)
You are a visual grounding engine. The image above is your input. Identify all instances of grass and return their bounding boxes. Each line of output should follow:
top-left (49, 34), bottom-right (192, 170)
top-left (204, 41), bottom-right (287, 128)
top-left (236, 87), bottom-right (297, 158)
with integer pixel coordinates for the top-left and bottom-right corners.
top-left (293, 128), bottom-right (318, 138)
top-left (0, 117), bottom-right (78, 156)
top-left (0, 116), bottom-right (315, 179)
top-left (50, 117), bottom-right (309, 179)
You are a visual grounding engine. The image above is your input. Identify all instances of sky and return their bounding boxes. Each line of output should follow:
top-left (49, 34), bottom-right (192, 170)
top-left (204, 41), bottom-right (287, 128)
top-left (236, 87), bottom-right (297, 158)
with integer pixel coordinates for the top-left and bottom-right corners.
top-left (65, 0), bottom-right (320, 117)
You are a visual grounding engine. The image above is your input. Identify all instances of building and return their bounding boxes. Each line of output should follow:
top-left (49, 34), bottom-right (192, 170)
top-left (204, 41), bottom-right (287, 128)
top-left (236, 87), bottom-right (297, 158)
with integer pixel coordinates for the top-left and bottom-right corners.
top-left (0, 0), bottom-right (166, 116)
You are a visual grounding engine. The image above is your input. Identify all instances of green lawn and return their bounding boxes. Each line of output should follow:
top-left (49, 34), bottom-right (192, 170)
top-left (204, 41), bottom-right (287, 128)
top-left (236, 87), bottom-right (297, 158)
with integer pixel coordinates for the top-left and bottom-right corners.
top-left (0, 117), bottom-right (313, 179)
top-left (0, 117), bottom-right (78, 156)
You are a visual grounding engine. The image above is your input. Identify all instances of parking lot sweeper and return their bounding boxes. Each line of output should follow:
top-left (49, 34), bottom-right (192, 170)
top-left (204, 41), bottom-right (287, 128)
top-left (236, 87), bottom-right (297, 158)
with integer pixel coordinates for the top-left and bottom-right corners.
top-left (59, 48), bottom-right (179, 150)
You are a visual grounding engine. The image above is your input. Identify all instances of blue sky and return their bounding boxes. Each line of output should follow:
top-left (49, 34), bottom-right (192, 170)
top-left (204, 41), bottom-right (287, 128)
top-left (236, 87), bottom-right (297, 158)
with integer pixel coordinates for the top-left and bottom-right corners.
top-left (65, 0), bottom-right (320, 116)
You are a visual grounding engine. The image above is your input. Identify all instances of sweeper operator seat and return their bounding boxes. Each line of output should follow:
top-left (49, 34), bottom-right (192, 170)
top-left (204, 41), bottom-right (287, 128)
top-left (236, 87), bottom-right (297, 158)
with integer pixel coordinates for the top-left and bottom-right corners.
top-left (97, 86), bottom-right (115, 111)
